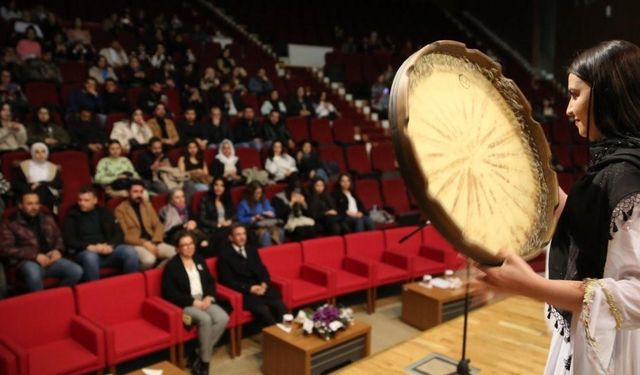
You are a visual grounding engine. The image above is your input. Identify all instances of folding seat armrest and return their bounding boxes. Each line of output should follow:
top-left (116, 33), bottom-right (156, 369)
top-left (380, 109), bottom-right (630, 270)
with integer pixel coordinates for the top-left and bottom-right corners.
top-left (383, 250), bottom-right (411, 269)
top-left (419, 245), bottom-right (446, 262)
top-left (143, 299), bottom-right (178, 340)
top-left (301, 264), bottom-right (335, 289)
top-left (0, 337), bottom-right (27, 375)
top-left (343, 256), bottom-right (374, 278)
top-left (71, 316), bottom-right (105, 358)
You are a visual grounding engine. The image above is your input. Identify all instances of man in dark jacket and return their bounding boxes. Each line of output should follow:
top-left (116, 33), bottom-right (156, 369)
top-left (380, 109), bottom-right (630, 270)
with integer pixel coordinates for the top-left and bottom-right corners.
top-left (216, 224), bottom-right (287, 328)
top-left (63, 186), bottom-right (138, 281)
top-left (233, 107), bottom-right (265, 149)
top-left (0, 191), bottom-right (83, 291)
top-left (264, 110), bottom-right (294, 150)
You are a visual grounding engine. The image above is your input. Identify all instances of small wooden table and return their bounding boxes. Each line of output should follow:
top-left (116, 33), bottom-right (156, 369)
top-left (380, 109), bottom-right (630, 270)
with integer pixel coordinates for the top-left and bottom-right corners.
top-left (126, 360), bottom-right (185, 374)
top-left (401, 282), bottom-right (471, 330)
top-left (262, 321), bottom-right (371, 375)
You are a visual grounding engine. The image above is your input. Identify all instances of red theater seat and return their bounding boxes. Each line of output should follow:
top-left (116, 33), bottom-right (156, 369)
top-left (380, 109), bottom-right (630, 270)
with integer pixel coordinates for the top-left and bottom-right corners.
top-left (309, 118), bottom-right (334, 144)
top-left (421, 225), bottom-right (466, 270)
top-left (371, 142), bottom-right (397, 174)
top-left (344, 231), bottom-right (411, 287)
top-left (286, 116), bottom-right (309, 142)
top-left (346, 144), bottom-right (372, 176)
top-left (0, 288), bottom-right (105, 375)
top-left (50, 151), bottom-right (92, 204)
top-left (236, 147), bottom-right (262, 169)
top-left (384, 226), bottom-right (446, 278)
top-left (318, 145), bottom-right (346, 173)
top-left (259, 243), bottom-right (334, 309)
top-left (74, 273), bottom-right (176, 373)
top-left (301, 236), bottom-right (374, 312)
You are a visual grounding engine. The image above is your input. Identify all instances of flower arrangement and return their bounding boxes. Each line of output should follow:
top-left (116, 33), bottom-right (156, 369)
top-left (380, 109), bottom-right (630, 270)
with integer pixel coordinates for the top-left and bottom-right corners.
top-left (306, 304), bottom-right (354, 340)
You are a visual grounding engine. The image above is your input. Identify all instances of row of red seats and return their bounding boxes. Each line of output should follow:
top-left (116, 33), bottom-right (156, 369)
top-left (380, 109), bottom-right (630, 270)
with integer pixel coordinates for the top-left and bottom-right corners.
top-left (0, 225), bottom-right (460, 374)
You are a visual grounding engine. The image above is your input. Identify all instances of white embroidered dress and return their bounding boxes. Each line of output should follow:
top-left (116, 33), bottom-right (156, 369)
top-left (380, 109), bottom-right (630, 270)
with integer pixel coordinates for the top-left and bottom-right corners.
top-left (545, 193), bottom-right (640, 374)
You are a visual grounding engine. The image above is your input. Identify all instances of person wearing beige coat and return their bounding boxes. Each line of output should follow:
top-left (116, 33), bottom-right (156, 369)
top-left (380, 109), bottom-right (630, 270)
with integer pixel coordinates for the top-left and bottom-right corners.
top-left (114, 181), bottom-right (175, 269)
top-left (147, 103), bottom-right (179, 146)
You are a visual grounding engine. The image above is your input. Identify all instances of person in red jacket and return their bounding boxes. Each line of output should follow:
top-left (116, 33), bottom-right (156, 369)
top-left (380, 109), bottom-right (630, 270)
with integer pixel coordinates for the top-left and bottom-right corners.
top-left (0, 191), bottom-right (82, 291)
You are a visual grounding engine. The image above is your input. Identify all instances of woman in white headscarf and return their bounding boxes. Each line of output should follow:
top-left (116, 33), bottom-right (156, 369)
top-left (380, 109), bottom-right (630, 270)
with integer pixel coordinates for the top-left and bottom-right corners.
top-left (14, 142), bottom-right (62, 211)
top-left (210, 139), bottom-right (244, 186)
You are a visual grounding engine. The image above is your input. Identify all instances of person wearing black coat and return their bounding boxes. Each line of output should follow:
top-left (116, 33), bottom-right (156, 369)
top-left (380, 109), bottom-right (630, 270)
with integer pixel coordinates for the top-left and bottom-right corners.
top-left (162, 232), bottom-right (230, 375)
top-left (216, 224), bottom-right (287, 328)
top-left (307, 177), bottom-right (346, 235)
top-left (198, 178), bottom-right (235, 256)
top-left (63, 186), bottom-right (138, 280)
top-left (333, 173), bottom-right (375, 232)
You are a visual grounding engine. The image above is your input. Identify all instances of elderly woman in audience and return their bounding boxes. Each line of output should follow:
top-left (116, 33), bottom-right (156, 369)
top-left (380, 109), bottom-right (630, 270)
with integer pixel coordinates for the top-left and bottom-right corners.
top-left (265, 140), bottom-right (298, 184)
top-left (198, 177), bottom-right (234, 257)
top-left (210, 139), bottom-right (244, 186)
top-left (110, 108), bottom-right (153, 154)
top-left (14, 143), bottom-right (62, 212)
top-left (237, 181), bottom-right (284, 247)
top-left (307, 177), bottom-right (345, 235)
top-left (333, 173), bottom-right (374, 232)
top-left (177, 141), bottom-right (211, 192)
top-left (0, 102), bottom-right (27, 152)
top-left (162, 232), bottom-right (230, 375)
top-left (88, 55), bottom-right (118, 84)
top-left (94, 140), bottom-right (140, 197)
top-left (159, 188), bottom-right (210, 255)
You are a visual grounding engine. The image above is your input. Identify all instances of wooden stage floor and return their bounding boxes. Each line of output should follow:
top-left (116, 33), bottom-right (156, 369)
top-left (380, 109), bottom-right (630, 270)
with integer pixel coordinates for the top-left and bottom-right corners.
top-left (337, 296), bottom-right (550, 375)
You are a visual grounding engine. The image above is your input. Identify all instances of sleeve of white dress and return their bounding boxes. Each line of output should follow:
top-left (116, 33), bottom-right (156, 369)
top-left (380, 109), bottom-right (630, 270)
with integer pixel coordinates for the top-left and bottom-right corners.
top-left (573, 194), bottom-right (640, 374)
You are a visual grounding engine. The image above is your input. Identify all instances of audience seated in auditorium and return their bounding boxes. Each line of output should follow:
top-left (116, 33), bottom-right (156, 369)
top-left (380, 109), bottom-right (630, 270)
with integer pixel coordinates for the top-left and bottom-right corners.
top-left (158, 60), bottom-right (177, 89)
top-left (248, 68), bottom-right (273, 98)
top-left (147, 102), bottom-right (180, 147)
top-left (0, 172), bottom-right (10, 217)
top-left (99, 40), bottom-right (129, 68)
top-left (13, 143), bottom-right (62, 212)
top-left (67, 108), bottom-right (106, 153)
top-left (177, 107), bottom-right (208, 150)
top-left (264, 110), bottom-right (295, 150)
top-left (216, 47), bottom-right (236, 76)
top-left (67, 77), bottom-right (104, 115)
top-left (27, 106), bottom-right (69, 151)
top-left (65, 17), bottom-right (91, 45)
top-left (272, 181), bottom-right (317, 242)
top-left (314, 91), bottom-right (338, 119)
top-left (334, 173), bottom-right (374, 232)
top-left (307, 177), bottom-right (346, 235)
top-left (211, 139), bottom-right (244, 186)
top-left (22, 50), bottom-right (63, 83)
top-left (114, 180), bottom-right (176, 269)
top-left (178, 141), bottom-right (211, 192)
top-left (212, 81), bottom-right (243, 116)
top-left (102, 78), bottom-right (130, 114)
top-left (237, 181), bottom-right (285, 247)
top-left (204, 105), bottom-right (233, 146)
top-left (260, 89), bottom-right (287, 116)
top-left (233, 107), bottom-right (264, 149)
top-left (110, 108), bottom-right (153, 154)
top-left (0, 70), bottom-right (29, 117)
top-left (371, 74), bottom-right (390, 119)
top-left (159, 188), bottom-right (210, 254)
top-left (88, 55), bottom-right (118, 84)
top-left (217, 224), bottom-right (287, 328)
top-left (137, 79), bottom-right (167, 114)
top-left (296, 140), bottom-right (328, 181)
top-left (16, 26), bottom-right (42, 61)
top-left (122, 56), bottom-right (148, 87)
top-left (63, 186), bottom-right (139, 281)
top-left (198, 177), bottom-right (234, 257)
top-left (162, 232), bottom-right (230, 375)
top-left (288, 86), bottom-right (314, 117)
top-left (0, 191), bottom-right (82, 291)
top-left (136, 136), bottom-right (173, 193)
top-left (94, 139), bottom-right (139, 197)
top-left (200, 66), bottom-right (220, 94)
top-left (265, 140), bottom-right (298, 184)
top-left (150, 43), bottom-right (167, 68)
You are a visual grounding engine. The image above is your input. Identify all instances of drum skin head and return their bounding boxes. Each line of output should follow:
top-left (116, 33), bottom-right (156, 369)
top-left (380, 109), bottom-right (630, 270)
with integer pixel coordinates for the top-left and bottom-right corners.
top-left (390, 40), bottom-right (558, 265)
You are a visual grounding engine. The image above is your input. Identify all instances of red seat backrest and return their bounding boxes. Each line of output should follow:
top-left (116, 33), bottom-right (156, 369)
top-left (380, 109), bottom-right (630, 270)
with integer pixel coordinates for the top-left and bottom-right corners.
top-left (318, 145), bottom-right (346, 172)
top-left (309, 118), bottom-right (333, 144)
top-left (259, 243), bottom-right (302, 279)
top-left (371, 143), bottom-right (396, 172)
top-left (422, 225), bottom-right (454, 251)
top-left (354, 178), bottom-right (383, 211)
top-left (144, 268), bottom-right (164, 298)
top-left (384, 226), bottom-right (421, 255)
top-left (344, 231), bottom-right (385, 261)
top-left (75, 273), bottom-right (147, 325)
top-left (382, 177), bottom-right (411, 213)
top-left (301, 236), bottom-right (345, 270)
top-left (236, 147), bottom-right (262, 170)
top-left (0, 287), bottom-right (75, 347)
top-left (346, 144), bottom-right (371, 174)
top-left (1, 150), bottom-right (30, 181)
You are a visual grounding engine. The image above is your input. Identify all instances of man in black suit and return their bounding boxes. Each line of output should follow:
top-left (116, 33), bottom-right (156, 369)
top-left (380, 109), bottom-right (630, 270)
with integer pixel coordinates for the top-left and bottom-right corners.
top-left (217, 224), bottom-right (287, 328)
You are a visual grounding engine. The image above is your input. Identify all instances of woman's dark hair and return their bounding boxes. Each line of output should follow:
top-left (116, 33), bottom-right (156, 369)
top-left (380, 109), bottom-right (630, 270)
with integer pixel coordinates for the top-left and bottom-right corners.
top-left (268, 140), bottom-right (287, 159)
top-left (336, 173), bottom-right (353, 192)
top-left (569, 40), bottom-right (640, 139)
top-left (210, 177), bottom-right (231, 204)
top-left (108, 139), bottom-right (121, 147)
top-left (245, 181), bottom-right (264, 208)
top-left (308, 177), bottom-right (328, 197)
top-left (183, 140), bottom-right (203, 161)
top-left (174, 231), bottom-right (196, 248)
